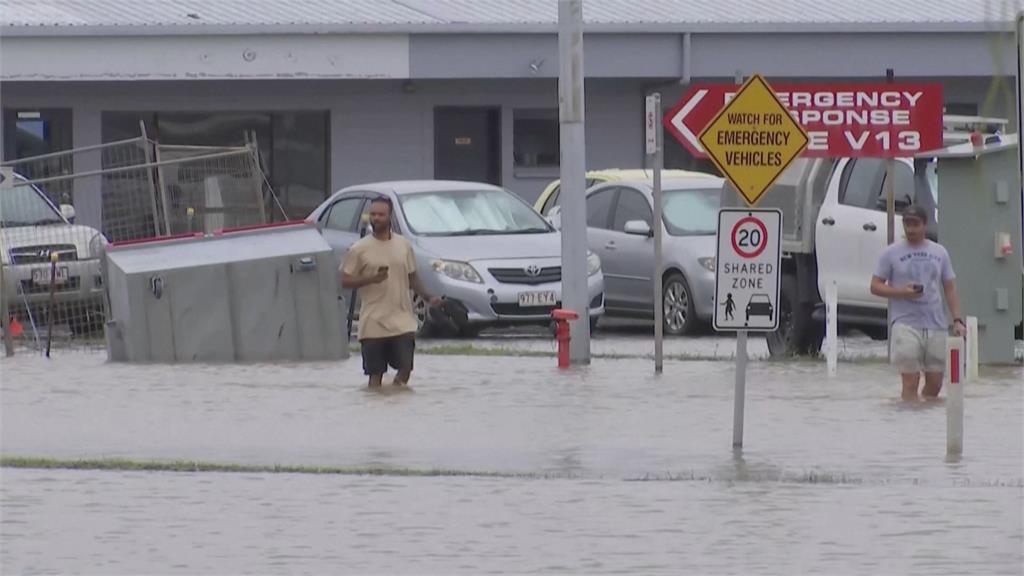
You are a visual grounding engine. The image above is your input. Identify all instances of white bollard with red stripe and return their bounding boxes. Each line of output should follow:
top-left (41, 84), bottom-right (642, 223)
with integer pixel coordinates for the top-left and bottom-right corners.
top-left (946, 335), bottom-right (966, 455)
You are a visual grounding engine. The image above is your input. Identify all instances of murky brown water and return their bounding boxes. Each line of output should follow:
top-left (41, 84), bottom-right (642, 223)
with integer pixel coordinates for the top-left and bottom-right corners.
top-left (2, 350), bottom-right (1021, 574)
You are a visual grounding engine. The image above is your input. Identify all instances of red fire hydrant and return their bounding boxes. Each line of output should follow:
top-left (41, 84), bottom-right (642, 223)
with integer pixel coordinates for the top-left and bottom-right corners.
top-left (551, 308), bottom-right (579, 369)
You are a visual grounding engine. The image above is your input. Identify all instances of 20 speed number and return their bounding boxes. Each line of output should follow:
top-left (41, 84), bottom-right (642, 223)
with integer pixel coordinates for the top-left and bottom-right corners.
top-left (731, 217), bottom-right (768, 259)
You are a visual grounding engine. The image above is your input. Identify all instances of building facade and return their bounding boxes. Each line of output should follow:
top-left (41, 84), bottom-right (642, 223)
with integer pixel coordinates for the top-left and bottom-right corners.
top-left (1, 0), bottom-right (1019, 229)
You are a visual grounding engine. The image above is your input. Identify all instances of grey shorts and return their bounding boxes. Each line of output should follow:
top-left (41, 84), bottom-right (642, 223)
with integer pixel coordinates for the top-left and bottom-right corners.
top-left (890, 323), bottom-right (946, 374)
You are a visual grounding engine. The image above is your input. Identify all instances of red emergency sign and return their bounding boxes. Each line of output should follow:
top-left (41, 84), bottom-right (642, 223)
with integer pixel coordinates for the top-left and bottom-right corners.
top-left (665, 83), bottom-right (944, 158)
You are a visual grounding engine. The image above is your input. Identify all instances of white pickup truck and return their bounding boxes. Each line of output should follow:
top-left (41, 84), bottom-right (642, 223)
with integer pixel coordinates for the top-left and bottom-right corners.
top-left (723, 117), bottom-right (1012, 356)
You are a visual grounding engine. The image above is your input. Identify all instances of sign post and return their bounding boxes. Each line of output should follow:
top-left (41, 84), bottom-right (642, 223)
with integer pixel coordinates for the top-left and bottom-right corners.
top-left (697, 73), bottom-right (807, 448)
top-left (647, 93), bottom-right (665, 373)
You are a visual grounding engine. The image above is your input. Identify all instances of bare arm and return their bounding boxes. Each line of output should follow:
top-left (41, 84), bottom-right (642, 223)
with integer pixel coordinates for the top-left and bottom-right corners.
top-left (341, 268), bottom-right (386, 289)
top-left (943, 279), bottom-right (962, 322)
top-left (870, 276), bottom-right (919, 300)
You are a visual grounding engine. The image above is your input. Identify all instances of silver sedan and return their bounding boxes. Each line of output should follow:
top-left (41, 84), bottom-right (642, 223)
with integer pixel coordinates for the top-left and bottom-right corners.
top-left (549, 176), bottom-right (722, 335)
top-left (308, 180), bottom-right (605, 336)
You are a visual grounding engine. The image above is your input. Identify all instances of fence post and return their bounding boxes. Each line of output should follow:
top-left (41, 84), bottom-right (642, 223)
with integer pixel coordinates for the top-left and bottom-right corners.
top-left (946, 335), bottom-right (965, 455)
top-left (153, 141), bottom-right (173, 236)
top-left (138, 121), bottom-right (164, 236)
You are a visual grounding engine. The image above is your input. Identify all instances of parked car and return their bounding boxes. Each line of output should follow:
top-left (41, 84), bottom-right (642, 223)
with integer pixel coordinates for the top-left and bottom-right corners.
top-left (308, 180), bottom-right (605, 336)
top-left (554, 175), bottom-right (723, 335)
top-left (535, 168), bottom-right (718, 216)
top-left (745, 293), bottom-right (774, 322)
top-left (0, 173), bottom-right (108, 334)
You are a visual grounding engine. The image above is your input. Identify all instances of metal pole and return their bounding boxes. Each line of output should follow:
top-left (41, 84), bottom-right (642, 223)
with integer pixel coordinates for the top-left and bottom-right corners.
top-left (152, 137), bottom-right (173, 237)
top-left (885, 68), bottom-right (895, 357)
top-left (733, 330), bottom-right (748, 448)
top-left (649, 94), bottom-right (665, 373)
top-left (1, 168), bottom-right (13, 356)
top-left (558, 0), bottom-right (590, 364)
top-left (44, 253), bottom-right (58, 358)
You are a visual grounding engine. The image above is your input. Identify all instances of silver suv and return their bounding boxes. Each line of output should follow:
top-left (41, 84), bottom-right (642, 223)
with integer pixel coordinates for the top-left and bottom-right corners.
top-left (1, 174), bottom-right (108, 334)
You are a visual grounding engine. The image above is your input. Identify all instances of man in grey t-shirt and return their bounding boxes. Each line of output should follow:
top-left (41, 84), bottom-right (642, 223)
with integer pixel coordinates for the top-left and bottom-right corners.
top-left (871, 205), bottom-right (965, 401)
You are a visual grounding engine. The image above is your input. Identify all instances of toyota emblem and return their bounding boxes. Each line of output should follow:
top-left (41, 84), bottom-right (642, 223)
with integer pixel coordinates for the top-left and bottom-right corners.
top-left (524, 264), bottom-right (542, 277)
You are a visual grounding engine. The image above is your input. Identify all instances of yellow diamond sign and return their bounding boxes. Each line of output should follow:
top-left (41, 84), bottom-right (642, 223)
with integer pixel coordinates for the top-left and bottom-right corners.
top-left (699, 74), bottom-right (808, 206)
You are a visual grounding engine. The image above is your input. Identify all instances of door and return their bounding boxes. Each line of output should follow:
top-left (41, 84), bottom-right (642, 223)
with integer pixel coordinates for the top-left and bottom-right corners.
top-left (319, 194), bottom-right (366, 264)
top-left (817, 158), bottom-right (889, 306)
top-left (608, 187), bottom-right (655, 311)
top-left (434, 107), bottom-right (501, 185)
top-left (584, 187), bottom-right (623, 309)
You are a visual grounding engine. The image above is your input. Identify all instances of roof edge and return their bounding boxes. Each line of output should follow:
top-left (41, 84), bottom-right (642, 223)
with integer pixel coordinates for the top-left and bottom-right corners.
top-left (0, 21), bottom-right (1015, 37)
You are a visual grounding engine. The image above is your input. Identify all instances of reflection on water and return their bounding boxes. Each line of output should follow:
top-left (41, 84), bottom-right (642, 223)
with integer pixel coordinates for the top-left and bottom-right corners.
top-left (1, 351), bottom-right (1021, 573)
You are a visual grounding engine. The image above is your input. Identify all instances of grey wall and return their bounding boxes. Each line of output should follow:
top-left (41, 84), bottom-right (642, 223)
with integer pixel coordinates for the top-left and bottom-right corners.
top-left (0, 79), bottom-right (646, 214)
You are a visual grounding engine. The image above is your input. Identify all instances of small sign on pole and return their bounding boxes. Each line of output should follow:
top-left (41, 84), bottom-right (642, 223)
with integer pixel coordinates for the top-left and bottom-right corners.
top-left (714, 209), bottom-right (783, 333)
top-left (647, 93), bottom-right (665, 373)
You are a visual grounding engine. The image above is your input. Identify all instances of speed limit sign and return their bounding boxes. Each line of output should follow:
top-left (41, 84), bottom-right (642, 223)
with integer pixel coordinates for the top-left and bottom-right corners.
top-left (714, 208), bottom-right (782, 331)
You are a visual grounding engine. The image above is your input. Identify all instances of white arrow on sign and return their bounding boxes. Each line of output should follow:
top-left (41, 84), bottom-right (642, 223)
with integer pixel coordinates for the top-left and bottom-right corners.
top-left (668, 88), bottom-right (707, 155)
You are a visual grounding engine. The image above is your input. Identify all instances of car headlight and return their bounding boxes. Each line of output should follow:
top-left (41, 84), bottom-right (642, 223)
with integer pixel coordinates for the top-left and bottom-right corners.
top-left (431, 259), bottom-right (483, 284)
top-left (87, 233), bottom-right (109, 259)
top-left (587, 251), bottom-right (601, 276)
top-left (698, 257), bottom-right (716, 272)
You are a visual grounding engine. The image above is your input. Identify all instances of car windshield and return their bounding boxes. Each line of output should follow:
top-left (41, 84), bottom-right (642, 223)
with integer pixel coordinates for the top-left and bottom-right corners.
top-left (0, 179), bottom-right (64, 228)
top-left (399, 188), bottom-right (553, 236)
top-left (662, 187), bottom-right (719, 236)
top-left (750, 294), bottom-right (770, 303)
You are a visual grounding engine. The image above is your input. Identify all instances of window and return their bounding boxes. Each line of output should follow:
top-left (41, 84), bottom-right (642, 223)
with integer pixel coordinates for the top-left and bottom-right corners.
top-left (881, 162), bottom-right (915, 209)
top-left (3, 109), bottom-right (74, 204)
top-left (513, 109), bottom-right (559, 168)
top-left (398, 189), bottom-right (550, 236)
top-left (839, 159), bottom-right (885, 210)
top-left (586, 188), bottom-right (616, 229)
top-left (663, 187), bottom-right (719, 236)
top-left (324, 197), bottom-right (363, 232)
top-left (612, 189), bottom-right (652, 231)
top-left (100, 110), bottom-right (330, 221)
top-left (944, 103), bottom-right (978, 116)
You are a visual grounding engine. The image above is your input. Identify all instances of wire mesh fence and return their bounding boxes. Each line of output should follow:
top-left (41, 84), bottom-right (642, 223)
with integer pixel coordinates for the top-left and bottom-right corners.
top-left (0, 128), bottom-right (282, 355)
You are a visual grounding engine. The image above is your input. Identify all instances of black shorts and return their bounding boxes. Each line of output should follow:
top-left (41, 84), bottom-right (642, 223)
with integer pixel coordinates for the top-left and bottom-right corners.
top-left (360, 333), bottom-right (416, 375)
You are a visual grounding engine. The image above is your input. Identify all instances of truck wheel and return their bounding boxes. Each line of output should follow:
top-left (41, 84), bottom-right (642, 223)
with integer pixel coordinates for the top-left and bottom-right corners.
top-left (767, 274), bottom-right (823, 357)
top-left (663, 272), bottom-right (698, 336)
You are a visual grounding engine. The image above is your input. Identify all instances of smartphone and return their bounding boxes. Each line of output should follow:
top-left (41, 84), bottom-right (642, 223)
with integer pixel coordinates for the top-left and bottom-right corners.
top-left (912, 284), bottom-right (923, 293)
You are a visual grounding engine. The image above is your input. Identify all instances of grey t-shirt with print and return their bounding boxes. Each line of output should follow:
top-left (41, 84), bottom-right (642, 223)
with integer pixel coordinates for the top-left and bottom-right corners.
top-left (873, 239), bottom-right (956, 331)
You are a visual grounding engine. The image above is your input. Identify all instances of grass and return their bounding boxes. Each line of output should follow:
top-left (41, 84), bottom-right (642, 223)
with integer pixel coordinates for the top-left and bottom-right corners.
top-left (0, 455), bottom-right (546, 479)
top-left (7, 456), bottom-right (1018, 488)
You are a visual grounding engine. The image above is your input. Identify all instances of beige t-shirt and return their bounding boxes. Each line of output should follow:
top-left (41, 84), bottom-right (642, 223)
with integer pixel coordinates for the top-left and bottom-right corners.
top-left (341, 234), bottom-right (418, 340)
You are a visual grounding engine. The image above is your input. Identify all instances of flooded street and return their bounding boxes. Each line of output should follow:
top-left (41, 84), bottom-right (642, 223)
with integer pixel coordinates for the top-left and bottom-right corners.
top-left (2, 338), bottom-right (1022, 574)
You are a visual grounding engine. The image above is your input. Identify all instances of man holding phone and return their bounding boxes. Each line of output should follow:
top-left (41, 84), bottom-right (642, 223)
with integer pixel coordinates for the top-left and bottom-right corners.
top-left (870, 205), bottom-right (965, 401)
top-left (341, 197), bottom-right (441, 388)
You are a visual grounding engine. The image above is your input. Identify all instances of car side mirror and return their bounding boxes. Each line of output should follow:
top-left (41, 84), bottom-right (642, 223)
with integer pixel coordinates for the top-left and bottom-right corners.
top-left (59, 204), bottom-right (76, 223)
top-left (623, 220), bottom-right (653, 237)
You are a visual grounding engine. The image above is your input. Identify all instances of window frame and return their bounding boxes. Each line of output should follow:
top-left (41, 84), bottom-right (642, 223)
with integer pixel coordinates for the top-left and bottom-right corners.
top-left (611, 187), bottom-right (653, 232)
top-left (585, 186), bottom-right (619, 230)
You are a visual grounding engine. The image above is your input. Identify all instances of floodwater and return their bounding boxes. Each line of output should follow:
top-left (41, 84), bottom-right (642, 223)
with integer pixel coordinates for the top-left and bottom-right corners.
top-left (2, 345), bottom-right (1022, 574)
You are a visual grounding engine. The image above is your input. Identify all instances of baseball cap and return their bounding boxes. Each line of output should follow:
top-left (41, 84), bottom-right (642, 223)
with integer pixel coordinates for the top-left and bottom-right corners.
top-left (901, 205), bottom-right (928, 224)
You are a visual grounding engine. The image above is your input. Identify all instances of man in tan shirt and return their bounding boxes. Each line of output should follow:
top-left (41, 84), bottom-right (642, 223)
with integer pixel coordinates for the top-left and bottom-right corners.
top-left (341, 197), bottom-right (440, 388)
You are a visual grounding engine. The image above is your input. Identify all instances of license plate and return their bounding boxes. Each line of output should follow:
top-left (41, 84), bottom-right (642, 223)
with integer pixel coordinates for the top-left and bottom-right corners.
top-left (518, 291), bottom-right (557, 307)
top-left (32, 266), bottom-right (69, 286)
